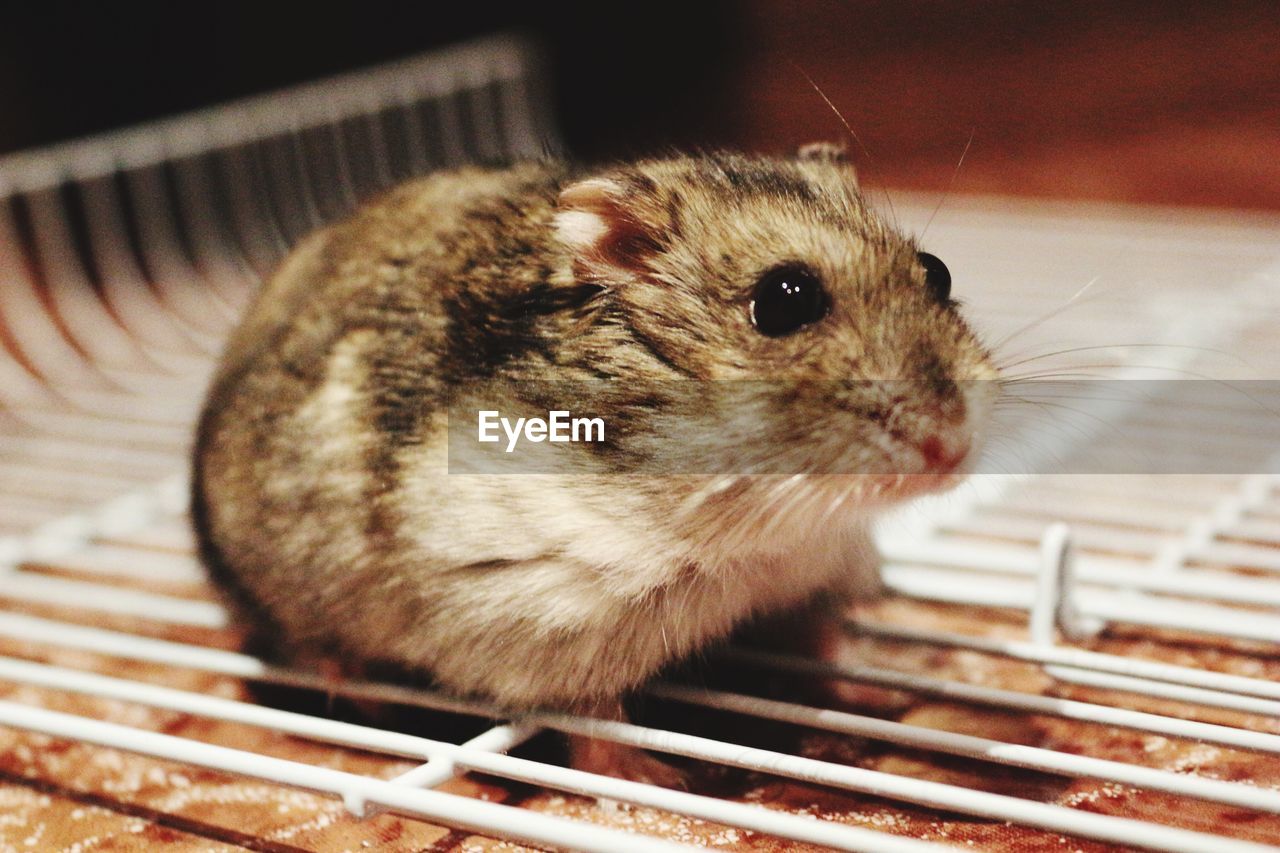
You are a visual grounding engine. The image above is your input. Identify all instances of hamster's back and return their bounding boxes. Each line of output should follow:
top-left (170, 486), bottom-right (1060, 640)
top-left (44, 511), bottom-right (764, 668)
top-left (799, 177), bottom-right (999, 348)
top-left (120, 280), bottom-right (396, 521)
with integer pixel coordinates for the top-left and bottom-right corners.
top-left (192, 162), bottom-right (564, 652)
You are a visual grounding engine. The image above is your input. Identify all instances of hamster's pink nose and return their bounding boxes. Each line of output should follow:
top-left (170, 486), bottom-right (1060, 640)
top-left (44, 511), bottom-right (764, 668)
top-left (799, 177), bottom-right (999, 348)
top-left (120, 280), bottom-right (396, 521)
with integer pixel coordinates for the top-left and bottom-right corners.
top-left (918, 433), bottom-right (969, 474)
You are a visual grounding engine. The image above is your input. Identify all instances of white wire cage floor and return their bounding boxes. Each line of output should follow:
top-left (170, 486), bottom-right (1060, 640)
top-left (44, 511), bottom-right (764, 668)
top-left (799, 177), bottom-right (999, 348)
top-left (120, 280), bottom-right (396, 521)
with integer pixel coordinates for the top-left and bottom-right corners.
top-left (2, 33), bottom-right (1280, 853)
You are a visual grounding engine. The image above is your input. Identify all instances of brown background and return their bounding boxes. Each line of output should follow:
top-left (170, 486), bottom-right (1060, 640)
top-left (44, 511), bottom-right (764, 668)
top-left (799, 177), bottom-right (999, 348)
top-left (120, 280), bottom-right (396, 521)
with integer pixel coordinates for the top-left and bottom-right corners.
top-left (726, 1), bottom-right (1280, 210)
top-left (0, 1), bottom-right (1277, 210)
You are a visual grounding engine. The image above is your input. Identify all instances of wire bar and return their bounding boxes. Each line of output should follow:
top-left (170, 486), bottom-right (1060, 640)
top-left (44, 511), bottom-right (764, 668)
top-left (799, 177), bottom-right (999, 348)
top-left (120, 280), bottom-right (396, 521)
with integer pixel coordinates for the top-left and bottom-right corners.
top-left (0, 699), bottom-right (693, 853)
top-left (851, 621), bottom-right (1280, 701)
top-left (723, 648), bottom-right (1280, 755)
top-left (2, 608), bottom-right (1276, 850)
top-left (649, 682), bottom-right (1280, 813)
top-left (0, 655), bottom-right (946, 853)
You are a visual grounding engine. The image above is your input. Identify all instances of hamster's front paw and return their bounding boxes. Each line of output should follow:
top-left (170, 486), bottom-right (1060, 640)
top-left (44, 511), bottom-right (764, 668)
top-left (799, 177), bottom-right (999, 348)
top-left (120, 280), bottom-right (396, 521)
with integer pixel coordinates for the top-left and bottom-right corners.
top-left (565, 699), bottom-right (690, 789)
top-left (569, 735), bottom-right (690, 789)
top-left (739, 608), bottom-right (912, 714)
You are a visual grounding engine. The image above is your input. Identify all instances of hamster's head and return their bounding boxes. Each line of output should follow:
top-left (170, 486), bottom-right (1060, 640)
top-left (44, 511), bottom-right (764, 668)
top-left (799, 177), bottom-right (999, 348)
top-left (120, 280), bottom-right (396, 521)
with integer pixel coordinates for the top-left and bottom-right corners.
top-left (552, 148), bottom-right (997, 519)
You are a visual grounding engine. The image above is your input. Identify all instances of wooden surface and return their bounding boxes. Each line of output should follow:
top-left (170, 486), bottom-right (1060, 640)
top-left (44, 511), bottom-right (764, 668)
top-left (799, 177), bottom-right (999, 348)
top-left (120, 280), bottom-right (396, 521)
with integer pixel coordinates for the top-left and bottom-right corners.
top-left (721, 1), bottom-right (1280, 211)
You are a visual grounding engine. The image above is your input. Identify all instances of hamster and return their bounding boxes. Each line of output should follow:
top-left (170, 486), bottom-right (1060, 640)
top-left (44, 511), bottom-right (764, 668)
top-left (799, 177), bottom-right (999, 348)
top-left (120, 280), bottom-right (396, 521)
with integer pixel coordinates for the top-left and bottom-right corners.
top-left (192, 146), bottom-right (998, 784)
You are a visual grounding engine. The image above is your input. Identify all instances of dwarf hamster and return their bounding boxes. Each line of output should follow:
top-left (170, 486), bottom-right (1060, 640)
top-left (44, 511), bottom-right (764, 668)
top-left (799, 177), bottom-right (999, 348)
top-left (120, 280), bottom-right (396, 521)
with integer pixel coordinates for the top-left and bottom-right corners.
top-left (192, 146), bottom-right (997, 783)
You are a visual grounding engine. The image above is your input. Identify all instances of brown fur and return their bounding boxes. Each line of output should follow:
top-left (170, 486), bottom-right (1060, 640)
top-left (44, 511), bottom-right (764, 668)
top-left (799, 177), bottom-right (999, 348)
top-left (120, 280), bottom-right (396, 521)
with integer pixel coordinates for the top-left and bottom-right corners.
top-left (193, 153), bottom-right (996, 721)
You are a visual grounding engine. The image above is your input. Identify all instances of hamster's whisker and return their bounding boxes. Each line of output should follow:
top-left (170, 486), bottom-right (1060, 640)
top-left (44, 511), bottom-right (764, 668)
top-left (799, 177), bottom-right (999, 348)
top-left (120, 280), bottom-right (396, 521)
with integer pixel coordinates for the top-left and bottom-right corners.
top-left (791, 61), bottom-right (898, 227)
top-left (728, 475), bottom-right (811, 550)
top-left (991, 427), bottom-right (1074, 474)
top-left (995, 343), bottom-right (1241, 373)
top-left (1000, 389), bottom-right (1149, 406)
top-left (974, 435), bottom-right (1026, 477)
top-left (988, 394), bottom-right (1121, 440)
top-left (687, 475), bottom-right (776, 556)
top-left (919, 127), bottom-right (976, 242)
top-left (1001, 365), bottom-right (1264, 413)
top-left (770, 483), bottom-right (827, 542)
top-left (997, 368), bottom-right (1125, 383)
top-left (781, 478), bottom-right (829, 532)
top-left (743, 477), bottom-right (804, 543)
top-left (995, 395), bottom-right (1118, 433)
top-left (678, 474), bottom-right (742, 515)
top-left (988, 275), bottom-right (1103, 355)
top-left (819, 482), bottom-right (858, 527)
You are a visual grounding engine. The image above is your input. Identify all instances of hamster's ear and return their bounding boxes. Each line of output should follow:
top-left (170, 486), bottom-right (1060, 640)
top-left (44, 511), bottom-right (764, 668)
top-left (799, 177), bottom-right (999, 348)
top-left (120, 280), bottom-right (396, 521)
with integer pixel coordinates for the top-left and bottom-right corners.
top-left (796, 141), bottom-right (848, 162)
top-left (555, 178), bottom-right (660, 279)
top-left (796, 141), bottom-right (858, 186)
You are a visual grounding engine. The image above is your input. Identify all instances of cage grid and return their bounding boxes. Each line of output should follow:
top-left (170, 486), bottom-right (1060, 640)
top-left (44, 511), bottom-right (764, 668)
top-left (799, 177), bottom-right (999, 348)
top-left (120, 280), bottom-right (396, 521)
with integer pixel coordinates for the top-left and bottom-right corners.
top-left (1, 32), bottom-right (1280, 853)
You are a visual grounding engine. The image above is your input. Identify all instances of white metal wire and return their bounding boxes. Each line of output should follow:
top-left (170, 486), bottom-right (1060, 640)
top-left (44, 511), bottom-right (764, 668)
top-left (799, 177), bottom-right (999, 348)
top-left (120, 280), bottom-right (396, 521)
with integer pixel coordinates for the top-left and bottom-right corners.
top-left (723, 647), bottom-right (1280, 755)
top-left (0, 34), bottom-right (547, 195)
top-left (0, 31), bottom-right (1279, 852)
top-left (5, 595), bottom-right (1278, 851)
top-left (0, 699), bottom-right (692, 853)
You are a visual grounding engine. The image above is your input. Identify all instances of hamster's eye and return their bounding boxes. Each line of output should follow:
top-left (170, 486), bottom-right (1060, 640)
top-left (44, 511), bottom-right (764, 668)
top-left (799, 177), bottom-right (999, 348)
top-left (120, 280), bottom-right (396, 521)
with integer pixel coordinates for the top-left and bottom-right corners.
top-left (750, 265), bottom-right (829, 337)
top-left (917, 252), bottom-right (952, 303)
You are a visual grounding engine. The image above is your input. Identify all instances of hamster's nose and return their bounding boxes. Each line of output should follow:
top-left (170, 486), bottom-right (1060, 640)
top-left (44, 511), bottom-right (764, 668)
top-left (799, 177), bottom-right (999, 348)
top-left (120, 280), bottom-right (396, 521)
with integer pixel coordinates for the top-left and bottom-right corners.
top-left (918, 433), bottom-right (970, 474)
